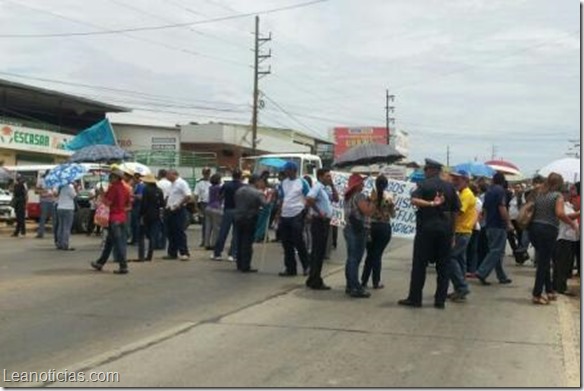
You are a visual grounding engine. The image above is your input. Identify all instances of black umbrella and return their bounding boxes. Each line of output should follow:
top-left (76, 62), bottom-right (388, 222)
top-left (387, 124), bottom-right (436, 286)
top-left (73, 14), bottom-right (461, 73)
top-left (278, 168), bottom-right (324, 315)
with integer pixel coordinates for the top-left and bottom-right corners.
top-left (332, 143), bottom-right (404, 168)
top-left (69, 144), bottom-right (132, 163)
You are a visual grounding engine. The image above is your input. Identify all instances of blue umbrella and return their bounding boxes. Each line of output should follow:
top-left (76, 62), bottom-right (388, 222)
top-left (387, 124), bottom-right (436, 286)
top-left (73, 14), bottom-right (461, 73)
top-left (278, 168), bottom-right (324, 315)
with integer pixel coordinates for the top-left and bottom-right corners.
top-left (408, 169), bottom-right (425, 183)
top-left (259, 157), bottom-right (287, 169)
top-left (454, 162), bottom-right (495, 178)
top-left (69, 144), bottom-right (132, 163)
top-left (45, 163), bottom-right (88, 188)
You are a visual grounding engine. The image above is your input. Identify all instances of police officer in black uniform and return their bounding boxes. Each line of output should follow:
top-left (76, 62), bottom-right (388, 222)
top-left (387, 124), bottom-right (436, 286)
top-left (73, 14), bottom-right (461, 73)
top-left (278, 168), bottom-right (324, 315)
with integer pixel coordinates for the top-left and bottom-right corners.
top-left (398, 158), bottom-right (460, 309)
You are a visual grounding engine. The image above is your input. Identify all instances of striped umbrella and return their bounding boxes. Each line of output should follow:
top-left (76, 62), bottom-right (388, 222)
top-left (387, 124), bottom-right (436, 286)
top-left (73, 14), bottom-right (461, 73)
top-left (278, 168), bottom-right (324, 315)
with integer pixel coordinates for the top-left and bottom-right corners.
top-left (69, 144), bottom-right (132, 163)
top-left (484, 159), bottom-right (521, 176)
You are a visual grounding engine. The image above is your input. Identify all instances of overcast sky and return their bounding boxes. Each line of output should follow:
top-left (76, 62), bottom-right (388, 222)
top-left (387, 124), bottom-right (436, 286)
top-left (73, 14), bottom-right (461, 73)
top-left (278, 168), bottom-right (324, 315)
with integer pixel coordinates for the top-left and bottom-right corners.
top-left (0, 0), bottom-right (579, 174)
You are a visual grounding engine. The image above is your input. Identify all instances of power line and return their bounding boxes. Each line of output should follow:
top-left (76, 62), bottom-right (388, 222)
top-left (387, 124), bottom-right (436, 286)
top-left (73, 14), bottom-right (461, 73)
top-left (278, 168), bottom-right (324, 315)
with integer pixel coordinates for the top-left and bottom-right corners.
top-left (1, 0), bottom-right (252, 69)
top-left (0, 70), bottom-right (248, 109)
top-left (0, 0), bottom-right (327, 38)
top-left (261, 94), bottom-right (327, 140)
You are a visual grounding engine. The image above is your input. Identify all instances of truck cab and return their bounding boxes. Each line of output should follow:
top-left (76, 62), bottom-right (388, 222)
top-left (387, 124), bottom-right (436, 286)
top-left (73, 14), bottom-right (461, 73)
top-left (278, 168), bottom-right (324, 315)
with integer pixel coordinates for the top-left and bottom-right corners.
top-left (241, 153), bottom-right (323, 183)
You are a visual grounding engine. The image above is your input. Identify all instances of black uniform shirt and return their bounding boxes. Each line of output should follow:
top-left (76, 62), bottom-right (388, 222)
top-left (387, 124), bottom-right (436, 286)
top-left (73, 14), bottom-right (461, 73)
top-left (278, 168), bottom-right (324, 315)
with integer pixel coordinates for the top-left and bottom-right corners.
top-left (412, 176), bottom-right (460, 229)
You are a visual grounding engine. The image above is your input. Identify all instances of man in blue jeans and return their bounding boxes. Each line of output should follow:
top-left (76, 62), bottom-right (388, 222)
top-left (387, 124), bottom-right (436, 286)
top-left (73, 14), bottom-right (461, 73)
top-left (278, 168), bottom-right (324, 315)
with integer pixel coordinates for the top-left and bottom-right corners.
top-left (447, 170), bottom-right (476, 302)
top-left (475, 172), bottom-right (513, 285)
top-left (212, 169), bottom-right (243, 261)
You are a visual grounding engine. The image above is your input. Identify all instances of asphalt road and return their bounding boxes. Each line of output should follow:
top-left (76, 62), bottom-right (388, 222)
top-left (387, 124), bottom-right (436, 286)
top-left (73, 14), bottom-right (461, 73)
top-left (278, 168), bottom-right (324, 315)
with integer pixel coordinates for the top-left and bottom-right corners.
top-left (0, 226), bottom-right (580, 387)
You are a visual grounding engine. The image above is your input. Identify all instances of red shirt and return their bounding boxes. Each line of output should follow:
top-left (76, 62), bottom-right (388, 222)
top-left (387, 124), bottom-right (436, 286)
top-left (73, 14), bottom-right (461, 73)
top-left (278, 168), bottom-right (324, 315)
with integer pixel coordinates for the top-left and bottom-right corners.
top-left (105, 181), bottom-right (130, 223)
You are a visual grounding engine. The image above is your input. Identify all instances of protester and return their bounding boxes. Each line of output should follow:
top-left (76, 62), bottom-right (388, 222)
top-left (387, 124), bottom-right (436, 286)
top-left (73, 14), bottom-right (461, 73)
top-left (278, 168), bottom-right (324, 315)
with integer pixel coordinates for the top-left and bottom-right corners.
top-left (164, 169), bottom-right (192, 261)
top-left (278, 161), bottom-right (311, 277)
top-left (156, 169), bottom-right (171, 250)
top-left (233, 175), bottom-right (268, 273)
top-left (508, 183), bottom-right (529, 264)
top-left (529, 173), bottom-right (579, 304)
top-left (343, 173), bottom-right (374, 297)
top-left (137, 174), bottom-right (165, 262)
top-left (552, 186), bottom-right (579, 295)
top-left (302, 175), bottom-right (314, 252)
top-left (305, 168), bottom-right (334, 290)
top-left (35, 171), bottom-right (55, 239)
top-left (55, 182), bottom-right (77, 251)
top-left (465, 183), bottom-right (483, 276)
top-left (194, 167), bottom-right (212, 248)
top-left (324, 179), bottom-right (340, 260)
top-left (447, 169), bottom-right (476, 302)
top-left (253, 170), bottom-right (274, 243)
top-left (399, 158), bottom-right (460, 309)
top-left (476, 181), bottom-right (490, 267)
top-left (11, 175), bottom-right (27, 237)
top-left (474, 173), bottom-right (513, 285)
top-left (91, 169), bottom-right (131, 274)
top-left (570, 182), bottom-right (581, 277)
top-left (212, 168), bottom-right (243, 261)
top-left (129, 173), bottom-right (144, 245)
top-left (204, 173), bottom-right (223, 251)
top-left (361, 174), bottom-right (395, 290)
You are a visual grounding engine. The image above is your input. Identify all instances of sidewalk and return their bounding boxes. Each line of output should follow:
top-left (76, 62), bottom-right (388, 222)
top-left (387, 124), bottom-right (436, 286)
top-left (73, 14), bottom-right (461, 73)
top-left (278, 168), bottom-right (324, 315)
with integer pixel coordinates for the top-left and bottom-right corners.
top-left (46, 237), bottom-right (580, 388)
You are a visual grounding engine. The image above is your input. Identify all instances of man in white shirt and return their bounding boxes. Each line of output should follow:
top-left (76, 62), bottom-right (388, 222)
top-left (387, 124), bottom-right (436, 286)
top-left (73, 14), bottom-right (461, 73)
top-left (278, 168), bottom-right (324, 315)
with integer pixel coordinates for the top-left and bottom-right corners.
top-left (56, 182), bottom-right (78, 251)
top-left (164, 169), bottom-right (193, 261)
top-left (194, 167), bottom-right (212, 248)
top-left (278, 161), bottom-right (310, 277)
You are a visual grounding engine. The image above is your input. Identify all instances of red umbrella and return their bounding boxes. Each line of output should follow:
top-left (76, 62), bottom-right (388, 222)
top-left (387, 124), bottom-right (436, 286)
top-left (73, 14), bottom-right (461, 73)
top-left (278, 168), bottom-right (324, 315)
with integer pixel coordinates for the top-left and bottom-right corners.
top-left (484, 159), bottom-right (521, 176)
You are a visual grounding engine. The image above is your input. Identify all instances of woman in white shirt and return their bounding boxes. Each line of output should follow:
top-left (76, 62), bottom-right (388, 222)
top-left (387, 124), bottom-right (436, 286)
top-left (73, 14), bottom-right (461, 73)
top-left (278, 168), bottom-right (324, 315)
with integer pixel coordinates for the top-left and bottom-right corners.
top-left (56, 183), bottom-right (77, 251)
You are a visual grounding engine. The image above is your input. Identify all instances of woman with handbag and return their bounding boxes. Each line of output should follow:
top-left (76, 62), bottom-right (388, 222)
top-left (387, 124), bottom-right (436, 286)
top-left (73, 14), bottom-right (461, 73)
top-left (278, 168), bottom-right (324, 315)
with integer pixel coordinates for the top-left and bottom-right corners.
top-left (343, 173), bottom-right (374, 298)
top-left (528, 173), bottom-right (579, 305)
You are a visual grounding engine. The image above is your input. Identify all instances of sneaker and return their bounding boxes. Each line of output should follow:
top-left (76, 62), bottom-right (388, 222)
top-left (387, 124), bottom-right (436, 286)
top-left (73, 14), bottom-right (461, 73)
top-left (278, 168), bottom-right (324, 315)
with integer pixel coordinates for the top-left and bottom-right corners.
top-left (210, 254), bottom-right (222, 261)
top-left (179, 254), bottom-right (190, 261)
top-left (228, 256), bottom-right (235, 262)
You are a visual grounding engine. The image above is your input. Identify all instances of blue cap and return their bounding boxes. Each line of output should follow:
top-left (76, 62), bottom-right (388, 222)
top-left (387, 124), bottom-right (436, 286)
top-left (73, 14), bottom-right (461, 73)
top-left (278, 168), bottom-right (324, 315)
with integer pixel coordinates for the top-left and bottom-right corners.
top-left (282, 161), bottom-right (298, 172)
top-left (424, 158), bottom-right (443, 169)
top-left (450, 169), bottom-right (470, 179)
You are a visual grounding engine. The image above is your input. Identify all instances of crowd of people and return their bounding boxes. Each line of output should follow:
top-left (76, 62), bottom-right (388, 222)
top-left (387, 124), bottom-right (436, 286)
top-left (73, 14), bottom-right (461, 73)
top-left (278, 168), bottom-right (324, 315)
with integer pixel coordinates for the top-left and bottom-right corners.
top-left (11, 158), bottom-right (581, 307)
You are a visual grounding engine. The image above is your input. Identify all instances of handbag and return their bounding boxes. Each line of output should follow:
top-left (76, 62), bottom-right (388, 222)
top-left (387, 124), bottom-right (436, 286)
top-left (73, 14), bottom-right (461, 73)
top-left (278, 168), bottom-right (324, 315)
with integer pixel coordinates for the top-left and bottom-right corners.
top-left (516, 200), bottom-right (535, 230)
top-left (94, 202), bottom-right (110, 228)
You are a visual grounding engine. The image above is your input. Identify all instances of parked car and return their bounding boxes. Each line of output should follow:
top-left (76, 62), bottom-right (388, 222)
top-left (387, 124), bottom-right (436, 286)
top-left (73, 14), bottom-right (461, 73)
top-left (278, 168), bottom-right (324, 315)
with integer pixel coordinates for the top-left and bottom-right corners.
top-left (0, 188), bottom-right (16, 224)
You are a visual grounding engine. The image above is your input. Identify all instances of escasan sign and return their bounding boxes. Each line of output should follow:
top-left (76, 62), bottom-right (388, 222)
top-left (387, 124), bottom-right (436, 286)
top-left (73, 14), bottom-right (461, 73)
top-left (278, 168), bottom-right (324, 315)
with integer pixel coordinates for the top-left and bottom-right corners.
top-left (0, 124), bottom-right (71, 154)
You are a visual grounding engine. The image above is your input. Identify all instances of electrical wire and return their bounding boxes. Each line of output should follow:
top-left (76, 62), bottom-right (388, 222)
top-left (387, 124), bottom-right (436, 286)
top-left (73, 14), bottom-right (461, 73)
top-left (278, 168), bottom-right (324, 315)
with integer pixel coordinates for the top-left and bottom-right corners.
top-left (0, 0), bottom-right (328, 38)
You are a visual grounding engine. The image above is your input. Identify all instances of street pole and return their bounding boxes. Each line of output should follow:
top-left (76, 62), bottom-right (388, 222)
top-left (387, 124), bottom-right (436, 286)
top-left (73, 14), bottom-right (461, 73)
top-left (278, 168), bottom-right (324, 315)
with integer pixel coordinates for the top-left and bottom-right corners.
top-left (251, 15), bottom-right (271, 156)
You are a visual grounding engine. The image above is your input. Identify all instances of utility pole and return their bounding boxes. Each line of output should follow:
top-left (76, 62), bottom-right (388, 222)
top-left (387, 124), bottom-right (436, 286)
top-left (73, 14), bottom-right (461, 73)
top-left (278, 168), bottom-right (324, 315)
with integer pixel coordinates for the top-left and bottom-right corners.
top-left (251, 15), bottom-right (271, 155)
top-left (491, 144), bottom-right (497, 160)
top-left (446, 145), bottom-right (450, 167)
top-left (385, 89), bottom-right (395, 145)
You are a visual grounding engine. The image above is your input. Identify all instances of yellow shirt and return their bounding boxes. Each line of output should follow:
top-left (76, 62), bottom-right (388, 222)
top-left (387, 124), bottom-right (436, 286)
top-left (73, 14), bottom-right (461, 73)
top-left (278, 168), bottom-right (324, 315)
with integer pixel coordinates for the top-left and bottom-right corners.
top-left (455, 187), bottom-right (477, 234)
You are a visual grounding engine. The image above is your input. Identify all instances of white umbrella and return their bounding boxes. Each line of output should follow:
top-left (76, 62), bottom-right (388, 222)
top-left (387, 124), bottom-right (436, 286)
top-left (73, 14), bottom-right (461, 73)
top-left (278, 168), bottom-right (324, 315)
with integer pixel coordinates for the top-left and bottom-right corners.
top-left (119, 162), bottom-right (151, 176)
top-left (538, 158), bottom-right (580, 183)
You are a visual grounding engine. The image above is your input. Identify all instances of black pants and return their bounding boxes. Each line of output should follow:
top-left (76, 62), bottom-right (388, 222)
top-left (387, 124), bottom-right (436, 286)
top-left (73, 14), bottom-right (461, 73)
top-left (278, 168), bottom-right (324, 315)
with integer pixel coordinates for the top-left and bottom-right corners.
top-left (13, 202), bottom-right (26, 235)
top-left (553, 239), bottom-right (574, 293)
top-left (306, 217), bottom-right (330, 288)
top-left (477, 228), bottom-right (489, 267)
top-left (167, 208), bottom-right (189, 257)
top-left (235, 216), bottom-right (258, 271)
top-left (362, 222), bottom-right (392, 287)
top-left (407, 226), bottom-right (452, 305)
top-left (331, 226), bottom-right (338, 248)
top-left (529, 222), bottom-right (558, 297)
top-left (280, 213), bottom-right (310, 274)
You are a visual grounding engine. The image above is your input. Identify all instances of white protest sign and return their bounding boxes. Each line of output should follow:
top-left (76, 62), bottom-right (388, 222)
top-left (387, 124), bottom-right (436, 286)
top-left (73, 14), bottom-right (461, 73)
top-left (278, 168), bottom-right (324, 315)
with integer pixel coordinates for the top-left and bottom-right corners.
top-left (330, 172), bottom-right (417, 239)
